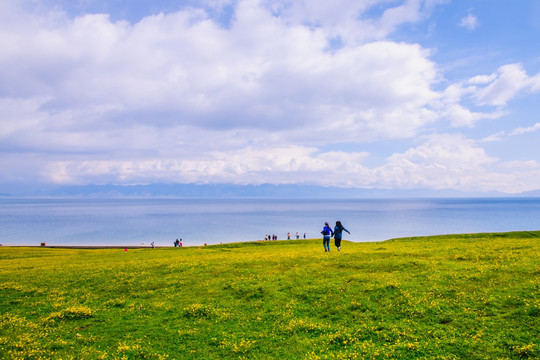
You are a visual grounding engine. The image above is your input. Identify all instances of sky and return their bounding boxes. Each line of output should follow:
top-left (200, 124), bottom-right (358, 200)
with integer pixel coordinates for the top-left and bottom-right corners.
top-left (1, 0), bottom-right (540, 194)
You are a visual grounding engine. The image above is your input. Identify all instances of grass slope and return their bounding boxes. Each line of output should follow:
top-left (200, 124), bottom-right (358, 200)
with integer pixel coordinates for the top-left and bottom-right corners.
top-left (0, 231), bottom-right (539, 359)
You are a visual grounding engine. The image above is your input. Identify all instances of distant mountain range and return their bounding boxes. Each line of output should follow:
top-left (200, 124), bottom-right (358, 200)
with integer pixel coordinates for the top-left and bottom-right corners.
top-left (519, 189), bottom-right (540, 197)
top-left (1, 183), bottom-right (534, 198)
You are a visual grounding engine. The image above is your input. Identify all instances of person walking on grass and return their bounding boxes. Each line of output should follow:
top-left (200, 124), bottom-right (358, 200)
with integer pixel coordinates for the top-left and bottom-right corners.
top-left (333, 221), bottom-right (350, 251)
top-left (321, 222), bottom-right (334, 252)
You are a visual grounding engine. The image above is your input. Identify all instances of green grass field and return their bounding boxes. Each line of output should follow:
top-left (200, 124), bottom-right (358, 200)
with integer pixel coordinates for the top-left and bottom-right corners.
top-left (1, 231), bottom-right (539, 359)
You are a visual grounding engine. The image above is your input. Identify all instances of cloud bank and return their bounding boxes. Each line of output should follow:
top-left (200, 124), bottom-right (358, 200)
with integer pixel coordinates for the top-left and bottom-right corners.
top-left (1, 0), bottom-right (540, 193)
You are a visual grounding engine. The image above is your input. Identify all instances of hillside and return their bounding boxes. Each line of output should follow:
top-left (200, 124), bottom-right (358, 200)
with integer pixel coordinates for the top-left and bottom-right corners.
top-left (0, 231), bottom-right (538, 359)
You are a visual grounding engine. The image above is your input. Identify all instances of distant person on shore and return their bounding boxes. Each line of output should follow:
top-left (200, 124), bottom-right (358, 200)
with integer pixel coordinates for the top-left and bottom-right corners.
top-left (321, 222), bottom-right (334, 252)
top-left (303, 233), bottom-right (306, 239)
top-left (179, 239), bottom-right (183, 247)
top-left (296, 232), bottom-right (299, 239)
top-left (333, 221), bottom-right (350, 251)
top-left (151, 241), bottom-right (155, 249)
top-left (287, 232), bottom-right (291, 240)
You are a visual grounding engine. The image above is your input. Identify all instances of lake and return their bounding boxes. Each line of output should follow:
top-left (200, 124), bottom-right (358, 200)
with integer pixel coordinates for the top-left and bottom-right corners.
top-left (0, 198), bottom-right (539, 246)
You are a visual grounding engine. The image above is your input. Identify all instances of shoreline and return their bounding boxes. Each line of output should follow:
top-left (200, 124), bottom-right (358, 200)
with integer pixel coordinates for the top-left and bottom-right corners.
top-left (0, 243), bottom-right (193, 249)
top-left (2, 230), bottom-right (539, 249)
top-left (0, 244), bottom-right (190, 249)
top-left (0, 238), bottom-right (322, 249)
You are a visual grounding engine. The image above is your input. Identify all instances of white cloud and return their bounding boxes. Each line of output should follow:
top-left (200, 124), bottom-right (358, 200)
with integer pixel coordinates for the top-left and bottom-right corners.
top-left (459, 13), bottom-right (479, 30)
top-left (0, 1), bottom-right (442, 146)
top-left (376, 134), bottom-right (497, 189)
top-left (495, 160), bottom-right (540, 193)
top-left (259, 0), bottom-right (440, 45)
top-left (373, 134), bottom-right (540, 193)
top-left (437, 63), bottom-right (540, 126)
top-left (474, 64), bottom-right (533, 106)
top-left (499, 160), bottom-right (540, 171)
top-left (480, 131), bottom-right (506, 143)
top-left (439, 83), bottom-right (505, 127)
top-left (1, 1), bottom-right (539, 194)
top-left (444, 103), bottom-right (504, 127)
top-left (34, 133), bottom-right (540, 193)
top-left (42, 146), bottom-right (373, 186)
top-left (481, 122), bottom-right (540, 143)
top-left (531, 72), bottom-right (540, 92)
top-left (510, 122), bottom-right (540, 136)
top-left (467, 74), bottom-right (496, 85)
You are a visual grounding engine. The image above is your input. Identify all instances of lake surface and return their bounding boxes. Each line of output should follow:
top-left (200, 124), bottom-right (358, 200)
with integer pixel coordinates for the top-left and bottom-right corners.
top-left (0, 198), bottom-right (539, 247)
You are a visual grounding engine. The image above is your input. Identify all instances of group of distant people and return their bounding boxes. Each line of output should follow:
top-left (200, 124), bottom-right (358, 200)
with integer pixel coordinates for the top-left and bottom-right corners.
top-left (263, 222), bottom-right (350, 252)
top-left (321, 221), bottom-right (350, 252)
top-left (264, 232), bottom-right (307, 241)
top-left (168, 222), bottom-right (349, 249)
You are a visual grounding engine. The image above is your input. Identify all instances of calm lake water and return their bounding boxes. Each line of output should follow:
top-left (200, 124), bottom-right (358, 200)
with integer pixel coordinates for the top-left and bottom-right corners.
top-left (0, 198), bottom-right (539, 247)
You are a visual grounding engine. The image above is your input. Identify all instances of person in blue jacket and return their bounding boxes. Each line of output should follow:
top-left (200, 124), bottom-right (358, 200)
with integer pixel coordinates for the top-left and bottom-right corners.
top-left (321, 222), bottom-right (334, 252)
top-left (333, 221), bottom-right (350, 251)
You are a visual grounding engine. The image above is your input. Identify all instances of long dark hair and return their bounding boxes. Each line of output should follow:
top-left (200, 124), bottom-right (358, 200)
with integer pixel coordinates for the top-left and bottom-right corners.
top-left (336, 221), bottom-right (343, 230)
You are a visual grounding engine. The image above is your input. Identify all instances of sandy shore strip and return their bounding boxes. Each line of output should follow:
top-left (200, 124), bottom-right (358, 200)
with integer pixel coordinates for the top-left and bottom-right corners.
top-left (0, 245), bottom-right (179, 249)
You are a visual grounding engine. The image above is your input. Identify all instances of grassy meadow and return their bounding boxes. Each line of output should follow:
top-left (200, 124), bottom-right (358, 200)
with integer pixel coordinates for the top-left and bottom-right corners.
top-left (0, 231), bottom-right (539, 359)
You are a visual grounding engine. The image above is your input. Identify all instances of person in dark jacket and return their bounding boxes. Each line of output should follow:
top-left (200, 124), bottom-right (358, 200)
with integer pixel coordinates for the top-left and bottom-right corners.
top-left (321, 222), bottom-right (334, 252)
top-left (333, 221), bottom-right (350, 251)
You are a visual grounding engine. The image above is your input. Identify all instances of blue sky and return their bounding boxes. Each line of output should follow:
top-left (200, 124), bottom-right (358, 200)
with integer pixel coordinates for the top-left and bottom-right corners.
top-left (1, 0), bottom-right (540, 194)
